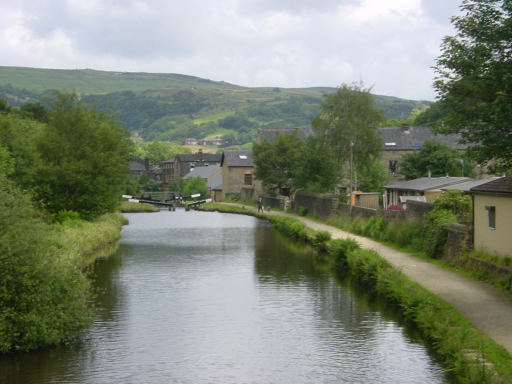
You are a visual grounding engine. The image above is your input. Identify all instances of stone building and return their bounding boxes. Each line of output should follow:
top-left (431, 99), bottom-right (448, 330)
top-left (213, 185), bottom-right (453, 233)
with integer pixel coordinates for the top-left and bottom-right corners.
top-left (161, 149), bottom-right (222, 185)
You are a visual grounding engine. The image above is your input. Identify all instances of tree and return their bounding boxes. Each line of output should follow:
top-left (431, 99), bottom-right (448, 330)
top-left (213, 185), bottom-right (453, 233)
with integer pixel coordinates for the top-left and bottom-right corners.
top-left (399, 140), bottom-right (476, 180)
top-left (179, 176), bottom-right (208, 199)
top-left (356, 156), bottom-right (391, 191)
top-left (141, 141), bottom-right (189, 165)
top-left (312, 83), bottom-right (385, 190)
top-left (253, 133), bottom-right (340, 193)
top-left (253, 132), bottom-right (305, 192)
top-left (34, 92), bottom-right (131, 220)
top-left (434, 0), bottom-right (512, 172)
top-left (294, 136), bottom-right (340, 193)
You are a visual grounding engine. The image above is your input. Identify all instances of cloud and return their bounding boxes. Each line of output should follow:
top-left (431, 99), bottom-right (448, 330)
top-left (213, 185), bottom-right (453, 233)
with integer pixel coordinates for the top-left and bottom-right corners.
top-left (0, 0), bottom-right (461, 100)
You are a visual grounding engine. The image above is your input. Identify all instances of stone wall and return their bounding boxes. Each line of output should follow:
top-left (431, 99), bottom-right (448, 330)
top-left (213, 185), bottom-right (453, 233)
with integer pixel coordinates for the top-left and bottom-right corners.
top-left (293, 191), bottom-right (339, 219)
top-left (446, 223), bottom-right (473, 259)
top-left (262, 194), bottom-right (289, 210)
top-left (406, 200), bottom-right (434, 222)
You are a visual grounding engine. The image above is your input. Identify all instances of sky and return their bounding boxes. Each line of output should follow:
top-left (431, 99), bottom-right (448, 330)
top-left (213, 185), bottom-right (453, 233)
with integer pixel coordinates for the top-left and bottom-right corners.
top-left (0, 0), bottom-right (462, 100)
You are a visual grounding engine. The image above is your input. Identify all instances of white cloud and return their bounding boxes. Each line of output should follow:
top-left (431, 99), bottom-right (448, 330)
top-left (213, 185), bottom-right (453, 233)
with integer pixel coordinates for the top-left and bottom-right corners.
top-left (0, 0), bottom-right (463, 100)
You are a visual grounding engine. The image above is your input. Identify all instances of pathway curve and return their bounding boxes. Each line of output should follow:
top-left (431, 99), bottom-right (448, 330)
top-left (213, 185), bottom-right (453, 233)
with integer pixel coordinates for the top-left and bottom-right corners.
top-left (224, 203), bottom-right (512, 355)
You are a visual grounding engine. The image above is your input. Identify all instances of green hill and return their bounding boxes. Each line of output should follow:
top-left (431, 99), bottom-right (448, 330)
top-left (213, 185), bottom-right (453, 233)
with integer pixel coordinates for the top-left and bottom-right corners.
top-left (0, 66), bottom-right (431, 144)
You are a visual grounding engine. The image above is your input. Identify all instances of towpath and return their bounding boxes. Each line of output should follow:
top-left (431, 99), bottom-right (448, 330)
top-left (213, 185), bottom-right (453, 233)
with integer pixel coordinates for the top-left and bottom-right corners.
top-left (223, 203), bottom-right (512, 356)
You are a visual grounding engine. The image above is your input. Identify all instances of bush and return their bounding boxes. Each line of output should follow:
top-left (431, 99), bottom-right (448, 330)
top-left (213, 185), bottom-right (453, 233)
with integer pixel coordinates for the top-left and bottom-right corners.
top-left (298, 206), bottom-right (308, 216)
top-left (312, 230), bottom-right (331, 252)
top-left (386, 221), bottom-right (425, 251)
top-left (424, 209), bottom-right (457, 258)
top-left (55, 209), bottom-right (81, 224)
top-left (434, 190), bottom-right (472, 221)
top-left (328, 238), bottom-right (360, 270)
top-left (0, 177), bottom-right (92, 352)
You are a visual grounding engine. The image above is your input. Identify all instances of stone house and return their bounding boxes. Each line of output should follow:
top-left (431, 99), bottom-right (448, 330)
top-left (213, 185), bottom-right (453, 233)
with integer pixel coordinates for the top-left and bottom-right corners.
top-left (129, 157), bottom-right (162, 182)
top-left (161, 150), bottom-right (222, 185)
top-left (379, 125), bottom-right (466, 181)
top-left (470, 176), bottom-right (512, 258)
top-left (183, 164), bottom-right (222, 197)
top-left (384, 176), bottom-right (471, 208)
top-left (217, 150), bottom-right (262, 201)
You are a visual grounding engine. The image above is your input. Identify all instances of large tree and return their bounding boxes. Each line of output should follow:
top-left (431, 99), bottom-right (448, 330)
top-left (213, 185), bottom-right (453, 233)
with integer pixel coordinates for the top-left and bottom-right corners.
top-left (434, 0), bottom-right (512, 172)
top-left (399, 140), bottom-right (476, 180)
top-left (312, 83), bottom-right (385, 191)
top-left (35, 92), bottom-right (131, 219)
top-left (253, 133), bottom-right (340, 194)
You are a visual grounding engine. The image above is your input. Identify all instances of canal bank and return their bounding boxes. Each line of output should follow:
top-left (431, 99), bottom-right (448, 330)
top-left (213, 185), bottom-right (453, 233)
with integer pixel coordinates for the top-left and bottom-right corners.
top-left (1, 210), bottom-right (452, 384)
top-left (201, 203), bottom-right (512, 382)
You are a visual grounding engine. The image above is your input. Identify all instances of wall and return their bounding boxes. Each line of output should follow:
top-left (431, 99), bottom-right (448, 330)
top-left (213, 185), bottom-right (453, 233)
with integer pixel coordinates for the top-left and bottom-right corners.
top-left (262, 194), bottom-right (288, 210)
top-left (474, 194), bottom-right (512, 258)
top-left (293, 191), bottom-right (339, 219)
top-left (446, 223), bottom-right (473, 259)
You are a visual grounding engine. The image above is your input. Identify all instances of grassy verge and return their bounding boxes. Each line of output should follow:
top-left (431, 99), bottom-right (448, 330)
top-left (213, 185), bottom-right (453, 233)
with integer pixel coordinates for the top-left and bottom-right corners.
top-left (120, 201), bottom-right (159, 213)
top-left (0, 209), bottom-right (126, 353)
top-left (50, 212), bottom-right (128, 268)
top-left (200, 202), bottom-right (512, 383)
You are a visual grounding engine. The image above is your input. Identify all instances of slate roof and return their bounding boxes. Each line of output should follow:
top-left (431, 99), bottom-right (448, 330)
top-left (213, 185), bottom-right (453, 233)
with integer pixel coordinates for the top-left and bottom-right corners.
top-left (379, 126), bottom-right (466, 151)
top-left (221, 150), bottom-right (254, 167)
top-left (209, 172), bottom-right (223, 189)
top-left (384, 177), bottom-right (471, 192)
top-left (183, 164), bottom-right (220, 179)
top-left (471, 176), bottom-right (512, 195)
top-left (442, 177), bottom-right (501, 192)
top-left (161, 152), bottom-right (222, 164)
top-left (257, 127), bottom-right (313, 143)
top-left (129, 160), bottom-right (147, 172)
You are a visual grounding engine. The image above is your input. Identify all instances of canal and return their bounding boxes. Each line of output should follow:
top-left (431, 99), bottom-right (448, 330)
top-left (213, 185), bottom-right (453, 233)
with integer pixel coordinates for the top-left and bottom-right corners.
top-left (1, 210), bottom-right (450, 383)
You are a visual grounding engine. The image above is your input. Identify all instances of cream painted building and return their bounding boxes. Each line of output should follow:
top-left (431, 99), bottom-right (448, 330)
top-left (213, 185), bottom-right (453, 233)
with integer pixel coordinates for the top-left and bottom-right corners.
top-left (471, 176), bottom-right (512, 258)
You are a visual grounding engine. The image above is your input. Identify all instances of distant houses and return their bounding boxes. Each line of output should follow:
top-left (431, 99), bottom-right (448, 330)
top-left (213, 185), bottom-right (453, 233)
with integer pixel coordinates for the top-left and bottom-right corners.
top-left (384, 177), bottom-right (471, 208)
top-left (379, 124), bottom-right (466, 179)
top-left (184, 137), bottom-right (223, 146)
top-left (258, 125), bottom-right (467, 182)
top-left (161, 149), bottom-right (222, 185)
top-left (129, 157), bottom-right (162, 182)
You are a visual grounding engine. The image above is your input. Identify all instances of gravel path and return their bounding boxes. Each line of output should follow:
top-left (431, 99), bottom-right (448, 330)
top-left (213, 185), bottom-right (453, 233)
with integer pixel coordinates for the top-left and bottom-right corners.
top-left (227, 204), bottom-right (512, 355)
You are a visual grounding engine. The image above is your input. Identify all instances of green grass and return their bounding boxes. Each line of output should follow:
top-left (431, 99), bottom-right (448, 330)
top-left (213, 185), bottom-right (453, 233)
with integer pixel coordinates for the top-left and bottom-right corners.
top-left (120, 201), bottom-right (159, 213)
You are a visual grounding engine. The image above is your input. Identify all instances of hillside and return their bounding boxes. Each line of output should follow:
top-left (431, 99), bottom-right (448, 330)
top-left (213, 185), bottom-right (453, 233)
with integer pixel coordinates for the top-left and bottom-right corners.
top-left (0, 66), bottom-right (431, 144)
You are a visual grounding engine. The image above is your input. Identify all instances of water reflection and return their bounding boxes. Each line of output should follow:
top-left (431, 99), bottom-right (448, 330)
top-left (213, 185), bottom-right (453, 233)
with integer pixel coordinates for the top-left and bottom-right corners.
top-left (0, 210), bottom-right (449, 384)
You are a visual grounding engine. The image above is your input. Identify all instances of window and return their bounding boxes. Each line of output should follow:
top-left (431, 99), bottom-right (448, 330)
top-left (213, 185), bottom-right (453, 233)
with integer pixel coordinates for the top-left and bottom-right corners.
top-left (486, 205), bottom-right (496, 229)
top-left (244, 173), bottom-right (253, 185)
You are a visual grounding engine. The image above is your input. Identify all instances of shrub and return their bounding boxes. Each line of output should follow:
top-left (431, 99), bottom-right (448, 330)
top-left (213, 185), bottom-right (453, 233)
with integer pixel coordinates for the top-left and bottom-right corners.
top-left (386, 221), bottom-right (425, 251)
top-left (424, 209), bottom-right (457, 258)
top-left (433, 190), bottom-right (472, 221)
top-left (298, 205), bottom-right (308, 216)
top-left (312, 230), bottom-right (331, 252)
top-left (0, 177), bottom-right (92, 352)
top-left (55, 209), bottom-right (81, 224)
top-left (328, 238), bottom-right (360, 269)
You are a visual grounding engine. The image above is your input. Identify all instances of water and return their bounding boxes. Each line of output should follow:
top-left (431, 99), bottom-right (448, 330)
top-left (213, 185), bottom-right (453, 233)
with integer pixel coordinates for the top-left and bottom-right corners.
top-left (1, 210), bottom-right (450, 383)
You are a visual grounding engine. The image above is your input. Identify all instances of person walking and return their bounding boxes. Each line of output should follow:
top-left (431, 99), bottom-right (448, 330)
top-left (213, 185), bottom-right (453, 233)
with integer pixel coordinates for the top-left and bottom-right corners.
top-left (258, 197), bottom-right (263, 212)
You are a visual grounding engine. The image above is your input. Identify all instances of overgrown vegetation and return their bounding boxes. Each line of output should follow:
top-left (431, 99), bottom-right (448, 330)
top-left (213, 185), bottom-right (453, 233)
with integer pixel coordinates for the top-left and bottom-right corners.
top-left (0, 95), bottom-right (130, 352)
top-left (0, 175), bottom-right (126, 352)
top-left (200, 202), bottom-right (512, 382)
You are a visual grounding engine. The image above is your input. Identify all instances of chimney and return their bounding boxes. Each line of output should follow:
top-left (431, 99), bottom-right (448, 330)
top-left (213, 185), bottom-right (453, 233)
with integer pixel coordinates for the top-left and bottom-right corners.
top-left (144, 157), bottom-right (150, 170)
top-left (198, 148), bottom-right (203, 162)
top-left (401, 123), bottom-right (410, 132)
